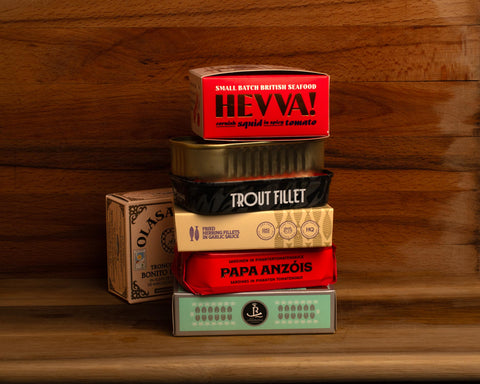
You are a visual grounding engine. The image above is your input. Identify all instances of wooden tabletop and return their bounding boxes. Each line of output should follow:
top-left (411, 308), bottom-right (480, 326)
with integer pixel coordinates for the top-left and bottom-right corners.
top-left (0, 1), bottom-right (478, 383)
top-left (1, 276), bottom-right (479, 383)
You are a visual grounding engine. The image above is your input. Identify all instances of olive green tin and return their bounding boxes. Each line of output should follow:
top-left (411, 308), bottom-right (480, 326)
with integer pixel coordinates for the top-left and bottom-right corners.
top-left (169, 136), bottom-right (325, 181)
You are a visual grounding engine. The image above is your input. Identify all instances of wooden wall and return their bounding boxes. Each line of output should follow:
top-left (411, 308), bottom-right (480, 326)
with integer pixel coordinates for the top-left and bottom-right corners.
top-left (1, 1), bottom-right (479, 283)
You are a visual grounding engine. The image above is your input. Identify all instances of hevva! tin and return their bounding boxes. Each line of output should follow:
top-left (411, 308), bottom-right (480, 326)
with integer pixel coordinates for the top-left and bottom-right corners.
top-left (189, 65), bottom-right (330, 140)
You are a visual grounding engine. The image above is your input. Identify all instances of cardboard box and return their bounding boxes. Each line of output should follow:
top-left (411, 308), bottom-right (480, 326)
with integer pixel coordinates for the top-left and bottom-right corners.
top-left (172, 282), bottom-right (336, 336)
top-left (106, 188), bottom-right (175, 303)
top-left (190, 65), bottom-right (330, 140)
top-left (174, 204), bottom-right (333, 252)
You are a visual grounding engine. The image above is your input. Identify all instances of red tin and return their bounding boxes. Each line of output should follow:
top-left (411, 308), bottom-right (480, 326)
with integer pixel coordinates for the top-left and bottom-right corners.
top-left (172, 246), bottom-right (336, 295)
top-left (190, 65), bottom-right (330, 141)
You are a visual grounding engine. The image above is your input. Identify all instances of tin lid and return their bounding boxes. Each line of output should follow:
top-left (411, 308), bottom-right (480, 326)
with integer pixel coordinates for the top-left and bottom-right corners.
top-left (169, 136), bottom-right (325, 181)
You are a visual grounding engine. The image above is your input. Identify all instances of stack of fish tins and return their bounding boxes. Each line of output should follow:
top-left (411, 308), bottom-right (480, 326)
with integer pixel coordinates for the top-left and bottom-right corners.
top-left (170, 65), bottom-right (336, 336)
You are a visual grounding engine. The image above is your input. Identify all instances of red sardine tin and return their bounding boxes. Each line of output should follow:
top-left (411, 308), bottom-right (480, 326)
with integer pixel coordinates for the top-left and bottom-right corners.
top-left (172, 246), bottom-right (336, 295)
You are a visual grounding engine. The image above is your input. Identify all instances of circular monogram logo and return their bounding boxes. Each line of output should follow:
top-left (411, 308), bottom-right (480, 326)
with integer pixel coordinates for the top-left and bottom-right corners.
top-left (256, 222), bottom-right (275, 240)
top-left (301, 220), bottom-right (319, 239)
top-left (242, 301), bottom-right (267, 326)
top-left (279, 221), bottom-right (297, 240)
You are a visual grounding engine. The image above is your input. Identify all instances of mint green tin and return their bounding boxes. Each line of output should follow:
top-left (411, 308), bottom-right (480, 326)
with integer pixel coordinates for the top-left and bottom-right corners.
top-left (172, 283), bottom-right (336, 336)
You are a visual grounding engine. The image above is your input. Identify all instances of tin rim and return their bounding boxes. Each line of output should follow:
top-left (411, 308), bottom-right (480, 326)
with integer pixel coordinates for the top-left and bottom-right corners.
top-left (169, 136), bottom-right (325, 181)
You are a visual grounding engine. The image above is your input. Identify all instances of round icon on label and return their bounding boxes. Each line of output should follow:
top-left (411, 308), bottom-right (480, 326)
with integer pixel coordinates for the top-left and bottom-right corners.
top-left (279, 221), bottom-right (297, 240)
top-left (161, 227), bottom-right (176, 254)
top-left (242, 301), bottom-right (267, 326)
top-left (256, 222), bottom-right (275, 240)
top-left (301, 220), bottom-right (319, 239)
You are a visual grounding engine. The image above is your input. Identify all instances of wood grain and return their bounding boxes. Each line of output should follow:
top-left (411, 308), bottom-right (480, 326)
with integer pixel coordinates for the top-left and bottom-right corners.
top-left (1, 137), bottom-right (478, 171)
top-left (1, 82), bottom-right (478, 140)
top-left (0, 139), bottom-right (173, 171)
top-left (0, 187), bottom-right (477, 277)
top-left (327, 137), bottom-right (480, 170)
top-left (0, 26), bottom-right (478, 83)
top-left (0, 353), bottom-right (479, 383)
top-left (2, 164), bottom-right (477, 277)
top-left (0, 1), bottom-right (479, 382)
top-left (0, 278), bottom-right (479, 382)
top-left (0, 0), bottom-right (478, 26)
top-left (2, 277), bottom-right (479, 307)
top-left (2, 168), bottom-right (476, 194)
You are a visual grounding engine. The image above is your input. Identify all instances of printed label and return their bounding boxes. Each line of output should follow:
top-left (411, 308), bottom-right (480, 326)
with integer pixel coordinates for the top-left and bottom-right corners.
top-left (230, 188), bottom-right (306, 208)
top-left (197, 74), bottom-right (329, 139)
top-left (129, 202), bottom-right (175, 301)
top-left (174, 206), bottom-right (333, 252)
top-left (176, 247), bottom-right (336, 295)
top-left (134, 249), bottom-right (146, 270)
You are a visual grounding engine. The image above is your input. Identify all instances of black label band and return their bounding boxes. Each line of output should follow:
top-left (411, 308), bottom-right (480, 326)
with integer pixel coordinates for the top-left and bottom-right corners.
top-left (170, 171), bottom-right (332, 215)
